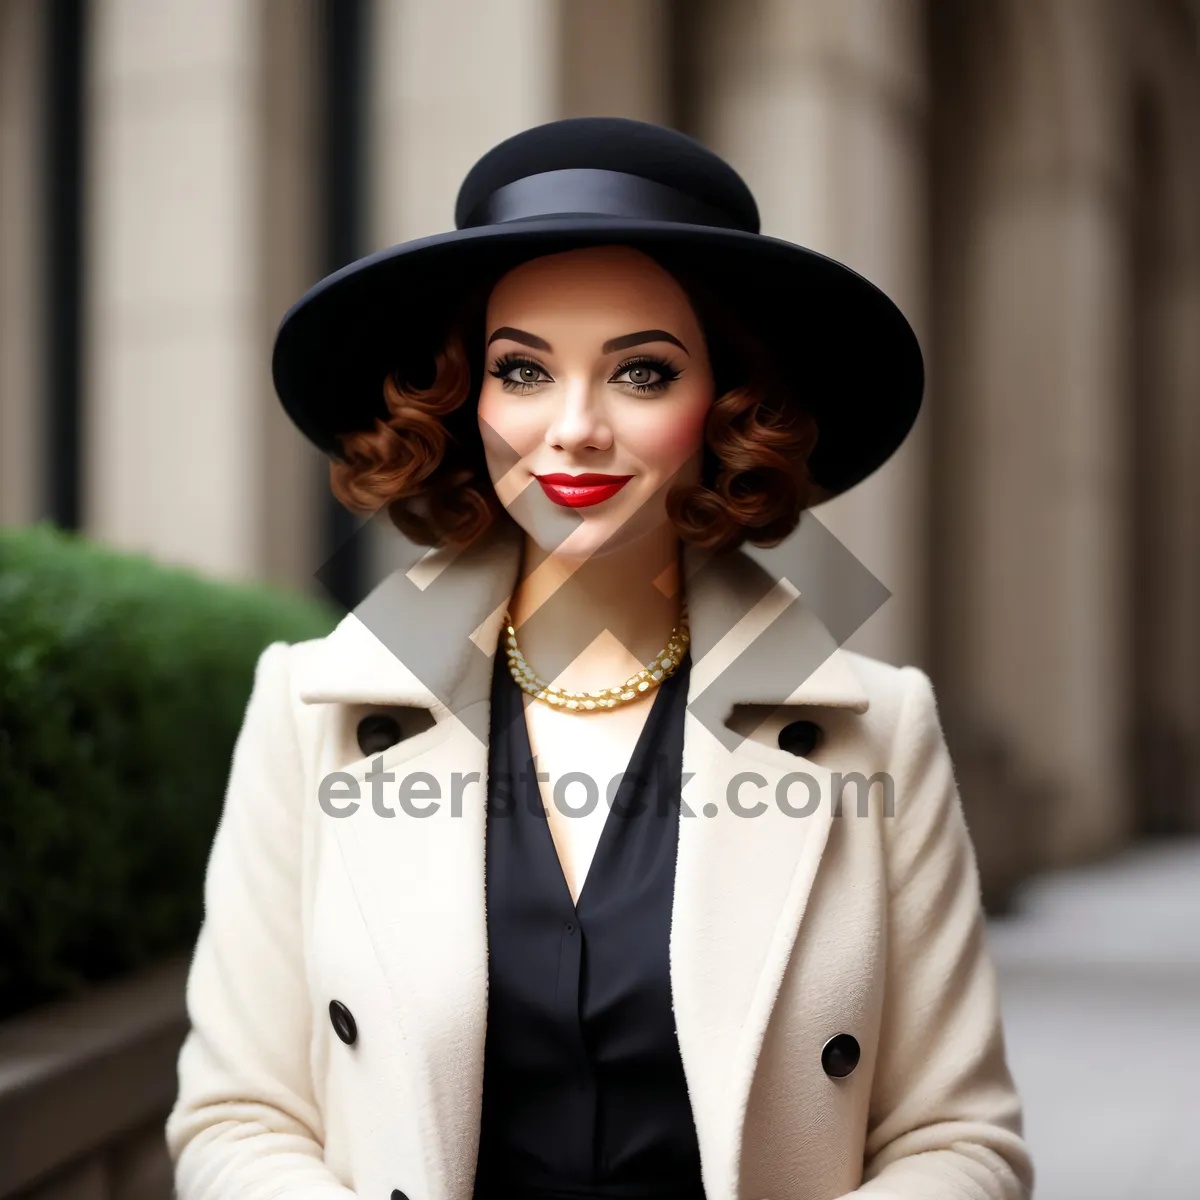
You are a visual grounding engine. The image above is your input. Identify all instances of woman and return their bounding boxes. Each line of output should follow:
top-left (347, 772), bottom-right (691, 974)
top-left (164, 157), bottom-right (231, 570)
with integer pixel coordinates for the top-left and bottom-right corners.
top-left (166, 118), bottom-right (1033, 1200)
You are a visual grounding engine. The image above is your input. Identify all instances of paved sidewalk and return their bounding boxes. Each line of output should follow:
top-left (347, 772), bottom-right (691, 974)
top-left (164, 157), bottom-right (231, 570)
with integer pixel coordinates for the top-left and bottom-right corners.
top-left (986, 838), bottom-right (1200, 1200)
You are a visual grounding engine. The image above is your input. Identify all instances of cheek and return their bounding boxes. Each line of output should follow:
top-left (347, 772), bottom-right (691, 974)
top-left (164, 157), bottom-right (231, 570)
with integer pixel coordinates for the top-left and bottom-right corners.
top-left (626, 392), bottom-right (710, 475)
top-left (477, 384), bottom-right (542, 458)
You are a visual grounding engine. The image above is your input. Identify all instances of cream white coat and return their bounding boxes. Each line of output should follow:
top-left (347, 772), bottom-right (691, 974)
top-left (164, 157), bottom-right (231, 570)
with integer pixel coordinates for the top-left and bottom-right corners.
top-left (165, 521), bottom-right (1033, 1200)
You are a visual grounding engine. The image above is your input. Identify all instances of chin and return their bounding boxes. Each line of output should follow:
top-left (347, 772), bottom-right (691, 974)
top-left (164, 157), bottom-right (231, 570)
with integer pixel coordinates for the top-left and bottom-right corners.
top-left (569, 522), bottom-right (639, 560)
top-left (505, 505), bottom-right (659, 561)
top-left (575, 511), bottom-right (676, 561)
top-left (522, 520), bottom-right (622, 561)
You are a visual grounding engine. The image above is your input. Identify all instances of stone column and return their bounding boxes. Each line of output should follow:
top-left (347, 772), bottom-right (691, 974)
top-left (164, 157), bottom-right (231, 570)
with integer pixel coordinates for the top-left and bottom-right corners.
top-left (558, 0), bottom-right (671, 124)
top-left (257, 0), bottom-right (324, 590)
top-left (0, 0), bottom-right (44, 526)
top-left (1125, 5), bottom-right (1200, 835)
top-left (1159, 270), bottom-right (1200, 832)
top-left (1133, 239), bottom-right (1200, 836)
top-left (684, 0), bottom-right (931, 669)
top-left (369, 0), bottom-right (562, 251)
top-left (933, 0), bottom-right (1132, 865)
top-left (85, 0), bottom-right (263, 580)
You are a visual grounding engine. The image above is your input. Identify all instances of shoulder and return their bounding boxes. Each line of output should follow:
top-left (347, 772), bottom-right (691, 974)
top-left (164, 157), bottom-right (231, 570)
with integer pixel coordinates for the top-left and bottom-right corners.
top-left (837, 649), bottom-right (946, 764)
top-left (237, 637), bottom-right (332, 757)
top-left (280, 632), bottom-right (331, 689)
top-left (840, 648), bottom-right (931, 720)
top-left (252, 632), bottom-right (368, 734)
top-left (229, 640), bottom-right (303, 752)
top-left (246, 637), bottom-right (317, 707)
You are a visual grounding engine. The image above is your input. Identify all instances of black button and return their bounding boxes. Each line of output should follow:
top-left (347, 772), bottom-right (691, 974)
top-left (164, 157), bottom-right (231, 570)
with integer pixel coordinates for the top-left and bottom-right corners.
top-left (821, 1032), bottom-right (860, 1078)
top-left (329, 999), bottom-right (357, 1045)
top-left (778, 719), bottom-right (822, 757)
top-left (358, 713), bottom-right (403, 757)
top-left (565, 921), bottom-right (575, 934)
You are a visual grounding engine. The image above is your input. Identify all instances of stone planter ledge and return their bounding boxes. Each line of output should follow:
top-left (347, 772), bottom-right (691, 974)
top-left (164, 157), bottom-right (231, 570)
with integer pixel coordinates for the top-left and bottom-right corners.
top-left (0, 955), bottom-right (191, 1200)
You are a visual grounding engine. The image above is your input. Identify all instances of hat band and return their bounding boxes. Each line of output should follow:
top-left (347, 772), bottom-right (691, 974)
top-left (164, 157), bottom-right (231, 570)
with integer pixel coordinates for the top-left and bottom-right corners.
top-left (460, 168), bottom-right (746, 232)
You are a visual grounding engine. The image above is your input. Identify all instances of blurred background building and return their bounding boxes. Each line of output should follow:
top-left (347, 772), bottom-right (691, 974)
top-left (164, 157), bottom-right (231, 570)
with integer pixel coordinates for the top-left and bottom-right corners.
top-left (2, 0), bottom-right (1199, 894)
top-left (3, 5), bottom-right (1200, 1198)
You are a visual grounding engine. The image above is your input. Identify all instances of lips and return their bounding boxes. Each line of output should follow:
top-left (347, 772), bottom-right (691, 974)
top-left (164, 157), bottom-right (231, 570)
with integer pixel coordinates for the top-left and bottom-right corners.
top-left (534, 473), bottom-right (634, 508)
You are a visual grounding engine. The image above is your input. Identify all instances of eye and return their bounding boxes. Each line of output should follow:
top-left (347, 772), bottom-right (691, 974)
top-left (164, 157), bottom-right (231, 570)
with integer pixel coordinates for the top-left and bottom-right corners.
top-left (489, 355), bottom-right (553, 392)
top-left (508, 363), bottom-right (547, 386)
top-left (610, 356), bottom-right (681, 394)
top-left (620, 364), bottom-right (659, 387)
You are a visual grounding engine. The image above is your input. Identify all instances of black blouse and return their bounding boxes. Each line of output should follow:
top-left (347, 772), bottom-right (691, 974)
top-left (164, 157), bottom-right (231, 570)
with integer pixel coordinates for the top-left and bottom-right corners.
top-left (473, 641), bottom-right (706, 1200)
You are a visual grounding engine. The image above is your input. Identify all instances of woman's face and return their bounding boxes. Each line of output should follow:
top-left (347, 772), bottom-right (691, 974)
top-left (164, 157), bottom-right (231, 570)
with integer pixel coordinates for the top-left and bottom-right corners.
top-left (477, 244), bottom-right (713, 559)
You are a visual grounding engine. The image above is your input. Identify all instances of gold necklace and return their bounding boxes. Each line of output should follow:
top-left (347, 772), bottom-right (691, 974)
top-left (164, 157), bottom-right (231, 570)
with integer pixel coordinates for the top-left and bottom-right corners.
top-left (502, 604), bottom-right (690, 712)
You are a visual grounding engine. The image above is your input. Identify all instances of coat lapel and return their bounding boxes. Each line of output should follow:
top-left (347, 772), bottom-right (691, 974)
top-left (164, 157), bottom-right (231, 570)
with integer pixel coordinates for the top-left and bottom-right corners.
top-left (293, 522), bottom-right (869, 1200)
top-left (295, 524), bottom-right (522, 1200)
top-left (670, 547), bottom-right (869, 1200)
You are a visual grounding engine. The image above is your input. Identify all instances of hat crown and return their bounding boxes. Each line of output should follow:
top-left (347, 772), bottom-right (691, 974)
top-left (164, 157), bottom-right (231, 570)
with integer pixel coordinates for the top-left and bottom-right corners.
top-left (454, 117), bottom-right (761, 235)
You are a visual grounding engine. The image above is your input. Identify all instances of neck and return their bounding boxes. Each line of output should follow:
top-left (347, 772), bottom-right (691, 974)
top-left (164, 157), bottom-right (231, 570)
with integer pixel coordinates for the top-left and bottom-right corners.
top-left (506, 522), bottom-right (685, 694)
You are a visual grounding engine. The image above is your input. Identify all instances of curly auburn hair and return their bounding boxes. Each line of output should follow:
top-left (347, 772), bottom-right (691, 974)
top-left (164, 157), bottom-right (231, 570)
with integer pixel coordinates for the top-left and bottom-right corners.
top-left (329, 253), bottom-right (820, 553)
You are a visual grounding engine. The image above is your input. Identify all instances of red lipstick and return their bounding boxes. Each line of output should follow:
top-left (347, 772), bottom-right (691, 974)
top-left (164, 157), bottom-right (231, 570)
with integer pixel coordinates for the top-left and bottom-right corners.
top-left (534, 473), bottom-right (633, 508)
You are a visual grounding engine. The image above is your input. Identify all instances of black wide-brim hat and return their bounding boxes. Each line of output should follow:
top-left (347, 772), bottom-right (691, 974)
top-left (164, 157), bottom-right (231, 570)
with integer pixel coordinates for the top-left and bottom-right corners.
top-left (272, 117), bottom-right (924, 502)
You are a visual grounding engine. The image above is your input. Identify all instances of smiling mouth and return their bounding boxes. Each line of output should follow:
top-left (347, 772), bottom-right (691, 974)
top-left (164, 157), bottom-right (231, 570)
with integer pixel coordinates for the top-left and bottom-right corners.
top-left (534, 473), bottom-right (634, 508)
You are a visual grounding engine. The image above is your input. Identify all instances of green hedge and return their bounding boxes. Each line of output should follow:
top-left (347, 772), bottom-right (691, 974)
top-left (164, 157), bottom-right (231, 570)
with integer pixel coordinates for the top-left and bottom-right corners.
top-left (0, 522), bottom-right (338, 1020)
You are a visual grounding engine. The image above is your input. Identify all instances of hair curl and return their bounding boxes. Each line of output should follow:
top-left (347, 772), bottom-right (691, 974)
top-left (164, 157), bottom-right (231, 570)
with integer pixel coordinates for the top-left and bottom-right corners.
top-left (330, 255), bottom-right (820, 553)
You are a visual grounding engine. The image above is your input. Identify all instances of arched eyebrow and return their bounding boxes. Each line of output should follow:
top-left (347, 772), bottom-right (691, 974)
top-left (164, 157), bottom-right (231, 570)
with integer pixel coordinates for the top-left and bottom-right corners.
top-left (487, 326), bottom-right (552, 350)
top-left (602, 329), bottom-right (689, 355)
top-left (485, 326), bottom-right (690, 356)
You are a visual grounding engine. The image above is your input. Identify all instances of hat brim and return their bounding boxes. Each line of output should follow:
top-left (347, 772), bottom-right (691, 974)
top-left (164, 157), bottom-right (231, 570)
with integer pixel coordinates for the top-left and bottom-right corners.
top-left (271, 217), bottom-right (924, 501)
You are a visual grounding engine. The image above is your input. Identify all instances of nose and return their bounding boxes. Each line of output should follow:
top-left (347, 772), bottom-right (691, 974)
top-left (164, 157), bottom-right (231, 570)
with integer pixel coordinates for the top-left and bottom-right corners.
top-left (544, 375), bottom-right (612, 454)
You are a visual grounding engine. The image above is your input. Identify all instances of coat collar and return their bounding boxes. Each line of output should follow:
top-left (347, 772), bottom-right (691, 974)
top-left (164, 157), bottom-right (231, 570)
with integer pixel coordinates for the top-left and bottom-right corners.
top-left (294, 517), bottom-right (869, 723)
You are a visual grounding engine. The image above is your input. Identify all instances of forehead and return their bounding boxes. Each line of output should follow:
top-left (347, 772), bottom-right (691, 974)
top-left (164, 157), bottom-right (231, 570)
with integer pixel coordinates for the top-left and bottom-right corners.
top-left (486, 245), bottom-right (697, 325)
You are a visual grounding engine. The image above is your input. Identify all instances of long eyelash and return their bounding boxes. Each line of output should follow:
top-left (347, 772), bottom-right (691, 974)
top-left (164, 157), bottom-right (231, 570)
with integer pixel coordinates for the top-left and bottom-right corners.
top-left (487, 353), bottom-right (683, 396)
top-left (488, 353), bottom-right (547, 392)
top-left (614, 355), bottom-right (682, 395)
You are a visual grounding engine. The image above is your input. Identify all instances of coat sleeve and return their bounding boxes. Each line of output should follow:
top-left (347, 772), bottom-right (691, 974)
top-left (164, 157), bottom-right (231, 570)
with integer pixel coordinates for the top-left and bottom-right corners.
top-left (840, 666), bottom-right (1035, 1200)
top-left (165, 642), bottom-right (359, 1200)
